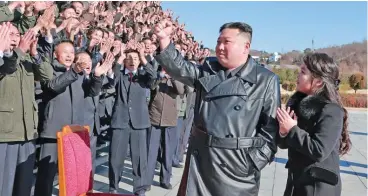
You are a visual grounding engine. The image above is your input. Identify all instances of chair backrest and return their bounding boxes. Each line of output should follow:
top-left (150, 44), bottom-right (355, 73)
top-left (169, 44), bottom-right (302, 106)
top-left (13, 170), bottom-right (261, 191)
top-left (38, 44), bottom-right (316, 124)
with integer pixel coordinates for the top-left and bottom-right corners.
top-left (57, 125), bottom-right (93, 196)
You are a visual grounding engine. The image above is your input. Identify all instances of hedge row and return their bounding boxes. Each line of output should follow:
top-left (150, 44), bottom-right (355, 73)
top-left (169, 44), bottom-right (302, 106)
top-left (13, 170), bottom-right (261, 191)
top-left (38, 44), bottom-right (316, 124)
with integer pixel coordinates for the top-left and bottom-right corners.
top-left (281, 93), bottom-right (367, 108)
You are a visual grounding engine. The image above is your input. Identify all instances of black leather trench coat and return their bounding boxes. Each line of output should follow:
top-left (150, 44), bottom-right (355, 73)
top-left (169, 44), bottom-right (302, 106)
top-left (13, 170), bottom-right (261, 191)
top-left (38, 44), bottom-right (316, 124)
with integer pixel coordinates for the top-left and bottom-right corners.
top-left (155, 43), bottom-right (281, 196)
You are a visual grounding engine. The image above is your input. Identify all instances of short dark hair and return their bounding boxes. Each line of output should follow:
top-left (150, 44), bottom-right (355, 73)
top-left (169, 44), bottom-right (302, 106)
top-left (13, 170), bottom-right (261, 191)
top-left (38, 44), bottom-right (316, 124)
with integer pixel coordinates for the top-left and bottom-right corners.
top-left (124, 49), bottom-right (139, 55)
top-left (74, 51), bottom-right (90, 63)
top-left (142, 37), bottom-right (151, 42)
top-left (219, 22), bottom-right (253, 43)
top-left (55, 40), bottom-right (74, 49)
top-left (61, 4), bottom-right (75, 13)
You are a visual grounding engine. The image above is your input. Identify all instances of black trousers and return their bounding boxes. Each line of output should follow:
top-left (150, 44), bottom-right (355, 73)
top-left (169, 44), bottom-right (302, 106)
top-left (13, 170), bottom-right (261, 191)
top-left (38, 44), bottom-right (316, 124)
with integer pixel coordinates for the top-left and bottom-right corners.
top-left (108, 127), bottom-right (148, 194)
top-left (147, 126), bottom-right (177, 186)
top-left (88, 121), bottom-right (99, 179)
top-left (34, 138), bottom-right (58, 196)
top-left (172, 117), bottom-right (184, 166)
top-left (0, 140), bottom-right (36, 196)
top-left (90, 132), bottom-right (98, 178)
top-left (178, 109), bottom-right (194, 162)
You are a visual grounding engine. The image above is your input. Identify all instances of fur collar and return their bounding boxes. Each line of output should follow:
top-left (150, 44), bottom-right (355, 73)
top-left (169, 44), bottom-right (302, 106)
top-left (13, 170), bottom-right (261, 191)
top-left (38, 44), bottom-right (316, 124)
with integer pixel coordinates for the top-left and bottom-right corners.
top-left (287, 92), bottom-right (330, 121)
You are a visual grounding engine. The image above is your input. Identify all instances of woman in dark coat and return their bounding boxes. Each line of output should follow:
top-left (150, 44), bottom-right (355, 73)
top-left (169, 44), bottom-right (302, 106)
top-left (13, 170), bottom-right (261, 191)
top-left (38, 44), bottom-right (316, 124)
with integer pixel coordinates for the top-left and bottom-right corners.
top-left (276, 53), bottom-right (351, 196)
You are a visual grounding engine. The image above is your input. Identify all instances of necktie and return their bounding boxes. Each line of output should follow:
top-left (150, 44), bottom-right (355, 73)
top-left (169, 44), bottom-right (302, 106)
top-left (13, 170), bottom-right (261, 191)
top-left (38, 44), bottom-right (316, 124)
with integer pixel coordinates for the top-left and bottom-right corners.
top-left (128, 72), bottom-right (133, 82)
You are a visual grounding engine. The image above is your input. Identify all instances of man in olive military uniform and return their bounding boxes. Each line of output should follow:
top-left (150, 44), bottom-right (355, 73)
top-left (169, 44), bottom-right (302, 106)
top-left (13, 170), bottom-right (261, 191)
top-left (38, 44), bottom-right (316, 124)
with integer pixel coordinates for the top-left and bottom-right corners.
top-left (0, 22), bottom-right (53, 196)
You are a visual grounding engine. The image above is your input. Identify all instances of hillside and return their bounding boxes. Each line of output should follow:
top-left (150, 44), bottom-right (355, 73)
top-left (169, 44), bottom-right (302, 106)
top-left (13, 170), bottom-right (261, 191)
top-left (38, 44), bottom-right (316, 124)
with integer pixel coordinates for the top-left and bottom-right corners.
top-left (280, 40), bottom-right (367, 74)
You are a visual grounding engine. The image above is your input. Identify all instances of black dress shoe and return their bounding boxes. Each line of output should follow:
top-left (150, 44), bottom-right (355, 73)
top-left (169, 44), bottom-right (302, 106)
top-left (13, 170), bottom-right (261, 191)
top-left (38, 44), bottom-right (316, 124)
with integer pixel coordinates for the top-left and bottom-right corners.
top-left (160, 183), bottom-right (172, 190)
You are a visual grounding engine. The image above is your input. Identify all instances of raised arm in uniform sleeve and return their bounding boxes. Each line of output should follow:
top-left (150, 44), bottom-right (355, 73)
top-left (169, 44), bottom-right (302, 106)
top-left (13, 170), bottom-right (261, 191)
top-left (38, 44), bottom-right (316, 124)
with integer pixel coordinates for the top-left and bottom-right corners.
top-left (249, 74), bottom-right (281, 171)
top-left (15, 15), bottom-right (37, 34)
top-left (0, 5), bottom-right (18, 22)
top-left (155, 43), bottom-right (201, 88)
top-left (29, 53), bottom-right (53, 81)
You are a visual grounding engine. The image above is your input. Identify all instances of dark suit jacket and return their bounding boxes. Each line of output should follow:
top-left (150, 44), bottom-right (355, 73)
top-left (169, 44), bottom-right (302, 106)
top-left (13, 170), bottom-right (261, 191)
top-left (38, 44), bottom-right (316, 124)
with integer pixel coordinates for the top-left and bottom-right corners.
top-left (109, 63), bottom-right (157, 130)
top-left (98, 76), bottom-right (116, 119)
top-left (40, 60), bottom-right (103, 138)
top-left (83, 75), bottom-right (101, 135)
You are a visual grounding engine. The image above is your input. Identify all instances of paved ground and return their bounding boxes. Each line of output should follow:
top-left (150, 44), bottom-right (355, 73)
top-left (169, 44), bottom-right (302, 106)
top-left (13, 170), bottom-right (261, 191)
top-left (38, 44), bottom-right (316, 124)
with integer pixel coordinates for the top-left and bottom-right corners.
top-left (52, 110), bottom-right (367, 196)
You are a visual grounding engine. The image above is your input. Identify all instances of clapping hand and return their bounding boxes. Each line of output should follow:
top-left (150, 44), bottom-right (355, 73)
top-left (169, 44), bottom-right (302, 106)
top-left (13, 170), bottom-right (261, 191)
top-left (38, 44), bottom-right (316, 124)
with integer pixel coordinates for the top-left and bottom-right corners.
top-left (154, 19), bottom-right (173, 40)
top-left (94, 52), bottom-right (115, 77)
top-left (73, 58), bottom-right (89, 74)
top-left (0, 22), bottom-right (11, 52)
top-left (136, 42), bottom-right (145, 57)
top-left (18, 30), bottom-right (36, 54)
top-left (276, 106), bottom-right (298, 137)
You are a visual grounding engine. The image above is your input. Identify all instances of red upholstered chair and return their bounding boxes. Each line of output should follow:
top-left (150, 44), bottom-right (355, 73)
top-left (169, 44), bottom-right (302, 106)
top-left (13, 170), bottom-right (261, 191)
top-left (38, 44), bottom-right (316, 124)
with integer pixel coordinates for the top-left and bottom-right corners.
top-left (57, 125), bottom-right (133, 196)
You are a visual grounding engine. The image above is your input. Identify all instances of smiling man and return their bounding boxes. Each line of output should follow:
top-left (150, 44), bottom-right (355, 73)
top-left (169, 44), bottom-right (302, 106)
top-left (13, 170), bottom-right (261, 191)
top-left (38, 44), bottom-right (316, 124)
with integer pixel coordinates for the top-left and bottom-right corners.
top-left (153, 21), bottom-right (281, 196)
top-left (34, 41), bottom-right (107, 196)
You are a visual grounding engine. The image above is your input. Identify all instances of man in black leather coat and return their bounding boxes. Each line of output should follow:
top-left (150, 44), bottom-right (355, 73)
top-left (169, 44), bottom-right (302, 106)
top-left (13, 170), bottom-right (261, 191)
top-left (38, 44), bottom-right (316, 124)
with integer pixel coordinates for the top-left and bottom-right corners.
top-left (153, 20), bottom-right (281, 196)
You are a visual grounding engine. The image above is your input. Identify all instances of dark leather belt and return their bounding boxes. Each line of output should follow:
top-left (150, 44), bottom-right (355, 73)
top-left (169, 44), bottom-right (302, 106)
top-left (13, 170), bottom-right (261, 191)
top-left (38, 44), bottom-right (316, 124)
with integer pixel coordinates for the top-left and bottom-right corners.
top-left (194, 129), bottom-right (265, 150)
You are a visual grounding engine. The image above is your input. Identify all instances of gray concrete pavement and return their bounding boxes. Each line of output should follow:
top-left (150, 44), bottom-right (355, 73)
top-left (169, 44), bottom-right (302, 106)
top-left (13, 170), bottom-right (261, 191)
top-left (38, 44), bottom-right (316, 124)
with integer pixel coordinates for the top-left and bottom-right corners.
top-left (52, 110), bottom-right (367, 196)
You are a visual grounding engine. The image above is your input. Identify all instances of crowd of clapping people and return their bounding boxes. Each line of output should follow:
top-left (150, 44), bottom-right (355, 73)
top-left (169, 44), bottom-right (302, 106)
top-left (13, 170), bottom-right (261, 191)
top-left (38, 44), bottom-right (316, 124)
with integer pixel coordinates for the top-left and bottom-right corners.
top-left (0, 1), bottom-right (211, 196)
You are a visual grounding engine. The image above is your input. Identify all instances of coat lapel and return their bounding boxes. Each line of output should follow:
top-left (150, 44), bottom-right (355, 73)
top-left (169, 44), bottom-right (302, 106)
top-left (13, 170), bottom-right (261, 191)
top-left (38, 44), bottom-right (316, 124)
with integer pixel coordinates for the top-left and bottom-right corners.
top-left (205, 77), bottom-right (249, 99)
top-left (198, 69), bottom-right (226, 93)
top-left (198, 56), bottom-right (258, 100)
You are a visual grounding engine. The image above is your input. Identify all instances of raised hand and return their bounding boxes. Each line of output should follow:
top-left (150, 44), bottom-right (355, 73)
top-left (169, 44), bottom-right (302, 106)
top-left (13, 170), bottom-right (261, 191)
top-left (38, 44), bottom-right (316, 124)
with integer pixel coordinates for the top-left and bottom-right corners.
top-left (99, 39), bottom-right (113, 55)
top-left (141, 25), bottom-right (150, 34)
top-left (105, 12), bottom-right (114, 27)
top-left (154, 20), bottom-right (173, 40)
top-left (30, 37), bottom-right (38, 57)
top-left (7, 1), bottom-right (25, 13)
top-left (136, 42), bottom-right (145, 56)
top-left (117, 43), bottom-right (127, 65)
top-left (18, 30), bottom-right (35, 53)
top-left (125, 39), bottom-right (136, 50)
top-left (277, 106), bottom-right (298, 136)
top-left (73, 57), bottom-right (89, 74)
top-left (33, 4), bottom-right (55, 32)
top-left (94, 52), bottom-right (115, 77)
top-left (112, 41), bottom-right (122, 57)
top-left (0, 22), bottom-right (11, 52)
top-left (79, 19), bottom-right (90, 32)
top-left (33, 1), bottom-right (53, 12)
top-left (88, 2), bottom-right (97, 14)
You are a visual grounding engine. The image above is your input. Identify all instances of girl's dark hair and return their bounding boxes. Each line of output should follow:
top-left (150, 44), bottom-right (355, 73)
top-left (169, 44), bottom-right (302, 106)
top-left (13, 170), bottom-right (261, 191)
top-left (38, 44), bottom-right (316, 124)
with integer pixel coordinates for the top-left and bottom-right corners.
top-left (303, 53), bottom-right (351, 155)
